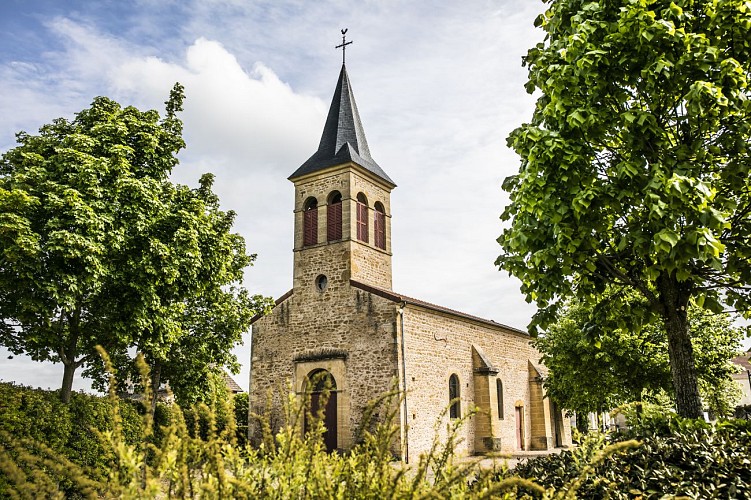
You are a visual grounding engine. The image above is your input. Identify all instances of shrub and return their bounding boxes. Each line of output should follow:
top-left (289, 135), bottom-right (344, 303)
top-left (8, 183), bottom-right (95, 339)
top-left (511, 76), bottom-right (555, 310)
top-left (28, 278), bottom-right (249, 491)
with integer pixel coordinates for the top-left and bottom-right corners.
top-left (0, 383), bottom-right (144, 470)
top-left (13, 353), bottom-right (747, 498)
top-left (513, 416), bottom-right (751, 498)
top-left (0, 382), bottom-right (146, 496)
top-left (233, 392), bottom-right (249, 445)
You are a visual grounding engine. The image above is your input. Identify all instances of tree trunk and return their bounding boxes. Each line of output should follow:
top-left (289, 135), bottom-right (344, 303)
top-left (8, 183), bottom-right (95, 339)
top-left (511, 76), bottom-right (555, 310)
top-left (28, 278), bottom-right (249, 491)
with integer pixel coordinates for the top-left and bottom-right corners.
top-left (150, 361), bottom-right (162, 419)
top-left (59, 326), bottom-right (79, 404)
top-left (657, 274), bottom-right (703, 418)
top-left (60, 361), bottom-right (76, 403)
top-left (60, 362), bottom-right (76, 403)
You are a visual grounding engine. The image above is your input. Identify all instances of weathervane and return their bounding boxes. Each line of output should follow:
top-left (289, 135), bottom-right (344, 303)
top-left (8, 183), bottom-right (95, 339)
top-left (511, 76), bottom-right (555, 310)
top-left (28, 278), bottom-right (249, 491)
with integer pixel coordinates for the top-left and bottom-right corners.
top-left (335, 28), bottom-right (352, 64)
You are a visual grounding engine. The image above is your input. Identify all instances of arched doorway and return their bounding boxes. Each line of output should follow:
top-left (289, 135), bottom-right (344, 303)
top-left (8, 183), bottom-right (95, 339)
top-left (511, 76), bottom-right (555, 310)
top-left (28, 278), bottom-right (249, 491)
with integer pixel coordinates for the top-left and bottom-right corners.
top-left (305, 369), bottom-right (338, 452)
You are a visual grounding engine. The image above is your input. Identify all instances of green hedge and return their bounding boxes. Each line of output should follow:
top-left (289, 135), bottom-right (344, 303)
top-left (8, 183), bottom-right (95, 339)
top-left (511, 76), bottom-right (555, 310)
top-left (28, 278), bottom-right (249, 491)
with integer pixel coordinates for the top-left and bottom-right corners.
top-left (512, 416), bottom-right (751, 498)
top-left (0, 382), bottom-right (144, 481)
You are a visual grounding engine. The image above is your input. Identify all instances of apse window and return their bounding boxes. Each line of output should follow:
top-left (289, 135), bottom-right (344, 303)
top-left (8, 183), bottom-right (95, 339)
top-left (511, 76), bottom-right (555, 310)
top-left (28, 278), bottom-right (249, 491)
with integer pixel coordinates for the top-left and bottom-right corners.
top-left (315, 274), bottom-right (328, 292)
top-left (497, 379), bottom-right (504, 419)
top-left (449, 374), bottom-right (461, 419)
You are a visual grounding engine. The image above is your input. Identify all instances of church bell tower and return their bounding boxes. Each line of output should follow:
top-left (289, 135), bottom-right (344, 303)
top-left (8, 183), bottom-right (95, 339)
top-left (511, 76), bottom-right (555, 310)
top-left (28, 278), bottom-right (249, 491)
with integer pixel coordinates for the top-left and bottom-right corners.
top-left (288, 63), bottom-right (396, 294)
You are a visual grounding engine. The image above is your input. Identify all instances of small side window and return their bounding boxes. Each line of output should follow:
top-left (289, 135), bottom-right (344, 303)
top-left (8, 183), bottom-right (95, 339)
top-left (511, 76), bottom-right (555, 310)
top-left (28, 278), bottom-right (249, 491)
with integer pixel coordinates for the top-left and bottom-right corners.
top-left (449, 374), bottom-right (460, 419)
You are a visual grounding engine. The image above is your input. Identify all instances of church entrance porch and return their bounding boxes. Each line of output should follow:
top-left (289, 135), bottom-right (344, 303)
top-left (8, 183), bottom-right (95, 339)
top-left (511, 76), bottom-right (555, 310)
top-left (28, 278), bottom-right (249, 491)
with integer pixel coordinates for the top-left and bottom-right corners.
top-left (293, 357), bottom-right (351, 451)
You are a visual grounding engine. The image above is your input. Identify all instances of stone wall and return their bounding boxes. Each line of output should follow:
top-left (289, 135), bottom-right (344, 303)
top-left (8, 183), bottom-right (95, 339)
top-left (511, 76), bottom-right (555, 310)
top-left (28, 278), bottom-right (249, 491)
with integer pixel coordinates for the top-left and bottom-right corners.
top-left (250, 161), bottom-right (571, 460)
top-left (249, 284), bottom-right (400, 451)
top-left (398, 304), bottom-right (572, 458)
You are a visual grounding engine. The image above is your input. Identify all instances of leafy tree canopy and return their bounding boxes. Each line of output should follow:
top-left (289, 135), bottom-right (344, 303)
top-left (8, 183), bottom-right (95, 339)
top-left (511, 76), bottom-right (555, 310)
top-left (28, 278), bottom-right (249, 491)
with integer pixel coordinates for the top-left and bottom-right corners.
top-left (498, 0), bottom-right (751, 417)
top-left (537, 290), bottom-right (743, 416)
top-left (0, 84), bottom-right (270, 403)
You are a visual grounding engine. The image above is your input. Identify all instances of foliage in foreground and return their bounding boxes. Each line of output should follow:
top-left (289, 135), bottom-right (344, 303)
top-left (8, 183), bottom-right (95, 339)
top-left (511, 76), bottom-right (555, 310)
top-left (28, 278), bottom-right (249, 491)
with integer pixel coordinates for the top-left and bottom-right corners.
top-left (0, 381), bottom-right (144, 488)
top-left (8, 353), bottom-right (744, 498)
top-left (0, 356), bottom-right (646, 499)
top-left (513, 413), bottom-right (751, 499)
top-left (7, 362), bottom-right (749, 499)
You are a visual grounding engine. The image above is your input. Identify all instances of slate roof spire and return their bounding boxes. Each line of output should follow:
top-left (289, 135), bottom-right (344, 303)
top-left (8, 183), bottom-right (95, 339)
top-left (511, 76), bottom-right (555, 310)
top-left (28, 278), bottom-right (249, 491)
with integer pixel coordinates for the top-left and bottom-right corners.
top-left (289, 64), bottom-right (395, 186)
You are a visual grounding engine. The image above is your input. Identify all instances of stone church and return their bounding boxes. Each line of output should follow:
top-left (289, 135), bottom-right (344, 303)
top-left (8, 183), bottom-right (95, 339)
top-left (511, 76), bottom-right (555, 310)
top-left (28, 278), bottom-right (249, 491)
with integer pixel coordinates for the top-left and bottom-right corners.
top-left (248, 63), bottom-right (571, 459)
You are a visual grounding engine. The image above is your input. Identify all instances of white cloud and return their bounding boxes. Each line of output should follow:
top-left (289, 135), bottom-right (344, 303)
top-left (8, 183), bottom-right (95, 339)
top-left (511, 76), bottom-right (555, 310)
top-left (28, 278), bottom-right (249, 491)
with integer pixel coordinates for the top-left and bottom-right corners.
top-left (0, 1), bottom-right (554, 392)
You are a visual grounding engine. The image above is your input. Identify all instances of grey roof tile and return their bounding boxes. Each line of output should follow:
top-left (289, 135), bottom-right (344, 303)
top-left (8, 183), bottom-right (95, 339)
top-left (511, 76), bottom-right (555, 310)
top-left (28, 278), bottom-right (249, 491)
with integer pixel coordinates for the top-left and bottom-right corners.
top-left (289, 64), bottom-right (395, 187)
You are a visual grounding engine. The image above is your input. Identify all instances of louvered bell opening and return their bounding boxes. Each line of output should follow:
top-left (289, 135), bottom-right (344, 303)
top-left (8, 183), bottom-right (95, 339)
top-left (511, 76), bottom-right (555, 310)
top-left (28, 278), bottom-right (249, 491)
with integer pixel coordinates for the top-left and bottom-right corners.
top-left (356, 202), bottom-right (369, 243)
top-left (327, 202), bottom-right (342, 241)
top-left (303, 209), bottom-right (318, 246)
top-left (374, 211), bottom-right (385, 250)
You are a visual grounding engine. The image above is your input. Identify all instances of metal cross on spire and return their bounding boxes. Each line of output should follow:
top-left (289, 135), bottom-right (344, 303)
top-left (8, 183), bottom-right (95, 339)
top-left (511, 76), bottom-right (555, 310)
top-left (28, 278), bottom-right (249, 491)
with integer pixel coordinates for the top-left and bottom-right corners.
top-left (335, 28), bottom-right (352, 64)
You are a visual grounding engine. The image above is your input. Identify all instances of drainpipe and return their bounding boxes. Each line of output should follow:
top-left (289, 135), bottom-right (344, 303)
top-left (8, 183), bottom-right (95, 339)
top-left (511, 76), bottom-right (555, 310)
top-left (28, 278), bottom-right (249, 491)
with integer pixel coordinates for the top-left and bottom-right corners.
top-left (398, 302), bottom-right (409, 464)
top-left (248, 326), bottom-right (255, 443)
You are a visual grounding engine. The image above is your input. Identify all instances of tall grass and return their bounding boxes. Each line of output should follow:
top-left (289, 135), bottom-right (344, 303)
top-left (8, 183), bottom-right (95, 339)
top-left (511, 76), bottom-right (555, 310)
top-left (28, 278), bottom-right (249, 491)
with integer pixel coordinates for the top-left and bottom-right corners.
top-left (0, 349), bottom-right (641, 498)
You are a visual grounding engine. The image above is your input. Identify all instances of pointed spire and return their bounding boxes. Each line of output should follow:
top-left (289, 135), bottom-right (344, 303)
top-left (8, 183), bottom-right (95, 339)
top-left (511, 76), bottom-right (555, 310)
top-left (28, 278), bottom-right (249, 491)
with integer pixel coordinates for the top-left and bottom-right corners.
top-left (289, 64), bottom-right (395, 186)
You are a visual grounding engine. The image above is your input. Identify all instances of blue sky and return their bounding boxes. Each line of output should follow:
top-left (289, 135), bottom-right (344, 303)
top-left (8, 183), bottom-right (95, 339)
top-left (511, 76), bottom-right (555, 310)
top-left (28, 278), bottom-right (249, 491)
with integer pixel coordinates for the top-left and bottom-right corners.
top-left (0, 0), bottom-right (556, 392)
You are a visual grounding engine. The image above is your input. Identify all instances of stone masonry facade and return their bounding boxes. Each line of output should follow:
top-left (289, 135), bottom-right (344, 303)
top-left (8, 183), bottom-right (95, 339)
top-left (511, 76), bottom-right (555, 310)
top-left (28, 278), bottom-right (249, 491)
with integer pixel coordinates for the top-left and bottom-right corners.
top-left (249, 160), bottom-right (571, 458)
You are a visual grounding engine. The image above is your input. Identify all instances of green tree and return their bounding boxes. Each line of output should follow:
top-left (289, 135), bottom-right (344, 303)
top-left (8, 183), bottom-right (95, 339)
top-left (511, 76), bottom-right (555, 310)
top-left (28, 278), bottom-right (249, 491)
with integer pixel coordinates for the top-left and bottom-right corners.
top-left (102, 174), bottom-right (273, 410)
top-left (0, 87), bottom-right (185, 402)
top-left (497, 0), bottom-right (751, 417)
top-left (0, 85), bottom-right (267, 404)
top-left (537, 291), bottom-right (743, 416)
top-left (99, 174), bottom-right (272, 410)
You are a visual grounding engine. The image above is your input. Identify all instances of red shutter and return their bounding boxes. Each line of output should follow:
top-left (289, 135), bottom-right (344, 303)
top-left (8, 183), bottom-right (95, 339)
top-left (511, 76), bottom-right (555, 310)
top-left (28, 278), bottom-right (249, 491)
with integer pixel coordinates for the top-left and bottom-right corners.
top-left (303, 208), bottom-right (318, 246)
top-left (357, 203), bottom-right (368, 243)
top-left (327, 202), bottom-right (342, 241)
top-left (374, 211), bottom-right (385, 250)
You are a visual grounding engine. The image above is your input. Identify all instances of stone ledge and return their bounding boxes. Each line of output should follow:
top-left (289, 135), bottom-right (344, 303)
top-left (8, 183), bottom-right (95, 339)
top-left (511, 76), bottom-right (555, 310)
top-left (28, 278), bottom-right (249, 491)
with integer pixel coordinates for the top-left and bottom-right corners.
top-left (293, 348), bottom-right (349, 363)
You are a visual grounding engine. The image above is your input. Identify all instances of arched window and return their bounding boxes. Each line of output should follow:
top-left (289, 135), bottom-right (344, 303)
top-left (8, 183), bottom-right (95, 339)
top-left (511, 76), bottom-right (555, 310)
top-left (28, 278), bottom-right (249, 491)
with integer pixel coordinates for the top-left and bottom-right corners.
top-left (497, 379), bottom-right (504, 419)
top-left (306, 368), bottom-right (337, 393)
top-left (356, 193), bottom-right (369, 243)
top-left (449, 374), bottom-right (460, 419)
top-left (374, 202), bottom-right (386, 250)
top-left (303, 197), bottom-right (318, 247)
top-left (327, 191), bottom-right (343, 241)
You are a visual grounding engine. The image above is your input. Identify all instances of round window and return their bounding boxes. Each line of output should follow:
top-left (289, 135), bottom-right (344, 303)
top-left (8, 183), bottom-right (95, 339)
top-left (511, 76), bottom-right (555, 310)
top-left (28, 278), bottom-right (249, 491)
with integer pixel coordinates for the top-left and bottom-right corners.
top-left (315, 274), bottom-right (328, 292)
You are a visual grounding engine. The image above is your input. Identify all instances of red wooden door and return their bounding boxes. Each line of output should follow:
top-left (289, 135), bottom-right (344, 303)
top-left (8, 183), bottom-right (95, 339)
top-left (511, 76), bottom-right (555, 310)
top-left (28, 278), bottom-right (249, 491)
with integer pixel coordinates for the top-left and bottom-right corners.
top-left (309, 392), bottom-right (337, 452)
top-left (305, 370), bottom-right (338, 452)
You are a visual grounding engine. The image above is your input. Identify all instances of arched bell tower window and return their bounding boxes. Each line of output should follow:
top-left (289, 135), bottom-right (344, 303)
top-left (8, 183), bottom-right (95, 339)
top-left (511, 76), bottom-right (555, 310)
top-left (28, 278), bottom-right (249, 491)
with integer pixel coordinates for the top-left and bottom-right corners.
top-left (374, 201), bottom-right (386, 250)
top-left (303, 197), bottom-right (318, 247)
top-left (327, 191), bottom-right (343, 242)
top-left (449, 374), bottom-right (461, 419)
top-left (356, 193), bottom-right (369, 243)
top-left (497, 379), bottom-right (504, 419)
